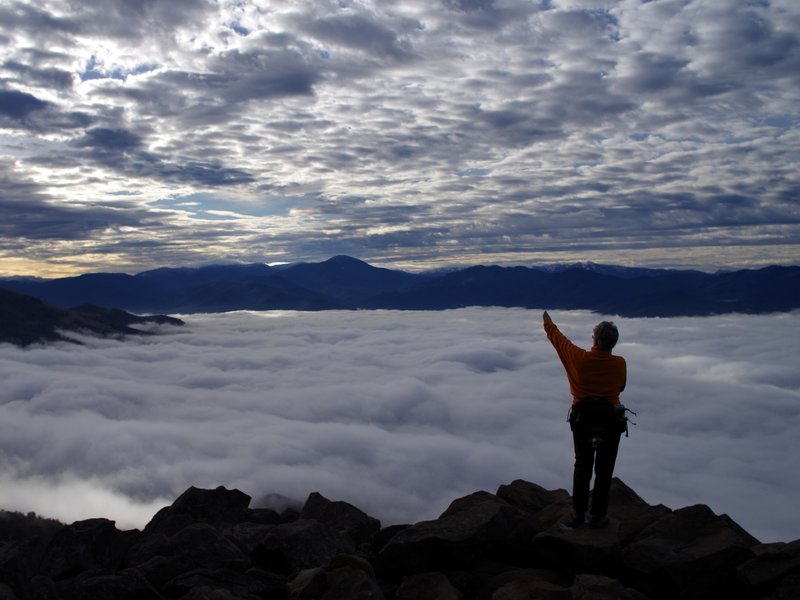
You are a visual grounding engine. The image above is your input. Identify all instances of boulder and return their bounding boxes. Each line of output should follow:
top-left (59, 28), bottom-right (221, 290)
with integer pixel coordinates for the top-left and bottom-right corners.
top-left (168, 523), bottom-right (249, 571)
top-left (300, 492), bottom-right (381, 547)
top-left (766, 573), bottom-right (800, 600)
top-left (144, 486), bottom-right (251, 537)
top-left (477, 568), bottom-right (569, 600)
top-left (495, 480), bottom-right (569, 517)
top-left (570, 573), bottom-right (651, 599)
top-left (378, 491), bottom-right (536, 577)
top-left (529, 516), bottom-right (623, 576)
top-left (38, 519), bottom-right (135, 580)
top-left (53, 568), bottom-right (163, 600)
top-left (606, 479), bottom-right (671, 544)
top-left (253, 519), bottom-right (355, 574)
top-left (323, 559), bottom-right (385, 600)
top-left (135, 554), bottom-right (197, 593)
top-left (394, 572), bottom-right (463, 600)
top-left (737, 539), bottom-right (800, 599)
top-left (165, 567), bottom-right (286, 600)
top-left (491, 576), bottom-right (571, 600)
top-left (622, 504), bottom-right (757, 599)
top-left (288, 567), bottom-right (328, 600)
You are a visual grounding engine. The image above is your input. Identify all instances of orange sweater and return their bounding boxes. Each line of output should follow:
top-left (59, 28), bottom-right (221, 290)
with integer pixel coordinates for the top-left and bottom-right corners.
top-left (544, 321), bottom-right (626, 405)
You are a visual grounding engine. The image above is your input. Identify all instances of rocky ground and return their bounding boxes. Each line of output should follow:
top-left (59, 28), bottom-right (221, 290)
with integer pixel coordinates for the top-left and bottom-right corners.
top-left (0, 478), bottom-right (798, 599)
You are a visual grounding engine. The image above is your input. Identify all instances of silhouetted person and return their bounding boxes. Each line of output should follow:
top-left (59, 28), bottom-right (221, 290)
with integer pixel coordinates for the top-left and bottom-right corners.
top-left (542, 311), bottom-right (627, 528)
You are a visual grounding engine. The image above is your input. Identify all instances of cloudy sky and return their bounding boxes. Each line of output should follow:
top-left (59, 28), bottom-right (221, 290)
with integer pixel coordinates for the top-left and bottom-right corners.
top-left (1, 0), bottom-right (798, 277)
top-left (1, 308), bottom-right (798, 543)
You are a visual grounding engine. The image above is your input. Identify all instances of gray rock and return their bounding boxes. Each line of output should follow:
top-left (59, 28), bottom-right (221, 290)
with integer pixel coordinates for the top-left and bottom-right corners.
top-left (145, 487), bottom-right (251, 537)
top-left (530, 515), bottom-right (623, 576)
top-left (378, 491), bottom-right (536, 577)
top-left (39, 519), bottom-right (134, 580)
top-left (570, 573), bottom-right (651, 599)
top-left (169, 523), bottom-right (249, 571)
top-left (54, 568), bottom-right (164, 600)
top-left (622, 504), bottom-right (757, 599)
top-left (765, 573), bottom-right (800, 600)
top-left (253, 519), bottom-right (355, 574)
top-left (737, 539), bottom-right (800, 599)
top-left (288, 568), bottom-right (327, 600)
top-left (491, 576), bottom-right (571, 600)
top-left (495, 480), bottom-right (569, 517)
top-left (300, 492), bottom-right (381, 546)
top-left (394, 572), bottom-right (463, 600)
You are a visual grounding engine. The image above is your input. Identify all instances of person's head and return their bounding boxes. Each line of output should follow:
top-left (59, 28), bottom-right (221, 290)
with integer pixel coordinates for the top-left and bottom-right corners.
top-left (593, 321), bottom-right (619, 350)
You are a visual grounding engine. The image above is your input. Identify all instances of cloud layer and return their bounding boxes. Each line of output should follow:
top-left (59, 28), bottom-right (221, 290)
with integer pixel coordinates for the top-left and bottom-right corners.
top-left (1, 308), bottom-right (798, 544)
top-left (1, 0), bottom-right (799, 275)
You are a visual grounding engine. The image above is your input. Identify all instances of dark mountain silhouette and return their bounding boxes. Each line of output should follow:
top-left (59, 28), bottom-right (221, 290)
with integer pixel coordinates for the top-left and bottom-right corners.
top-left (277, 255), bottom-right (425, 304)
top-left (1, 479), bottom-right (797, 599)
top-left (0, 287), bottom-right (183, 347)
top-left (1, 257), bottom-right (798, 317)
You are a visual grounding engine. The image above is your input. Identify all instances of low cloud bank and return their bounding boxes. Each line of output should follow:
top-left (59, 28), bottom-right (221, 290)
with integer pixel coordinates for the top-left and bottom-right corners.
top-left (1, 309), bottom-right (798, 542)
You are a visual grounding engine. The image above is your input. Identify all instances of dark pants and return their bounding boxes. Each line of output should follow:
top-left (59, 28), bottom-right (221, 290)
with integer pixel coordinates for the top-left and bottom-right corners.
top-left (572, 428), bottom-right (621, 518)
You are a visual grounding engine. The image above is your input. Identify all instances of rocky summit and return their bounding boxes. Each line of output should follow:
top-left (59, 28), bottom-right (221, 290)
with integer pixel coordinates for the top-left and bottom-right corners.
top-left (0, 479), bottom-right (798, 600)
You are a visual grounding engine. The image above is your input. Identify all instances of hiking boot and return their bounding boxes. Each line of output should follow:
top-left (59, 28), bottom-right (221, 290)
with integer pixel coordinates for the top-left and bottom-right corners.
top-left (589, 514), bottom-right (610, 528)
top-left (558, 513), bottom-right (586, 531)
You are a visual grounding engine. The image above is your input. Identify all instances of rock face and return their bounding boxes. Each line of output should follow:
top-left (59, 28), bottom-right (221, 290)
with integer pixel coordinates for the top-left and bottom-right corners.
top-left (0, 480), bottom-right (796, 600)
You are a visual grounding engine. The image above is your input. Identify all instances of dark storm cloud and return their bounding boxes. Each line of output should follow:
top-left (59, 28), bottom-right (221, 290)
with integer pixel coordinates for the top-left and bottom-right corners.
top-left (0, 90), bottom-right (49, 122)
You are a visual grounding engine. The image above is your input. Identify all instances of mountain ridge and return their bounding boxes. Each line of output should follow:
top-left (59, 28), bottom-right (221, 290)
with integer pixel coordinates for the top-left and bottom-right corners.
top-left (1, 257), bottom-right (798, 317)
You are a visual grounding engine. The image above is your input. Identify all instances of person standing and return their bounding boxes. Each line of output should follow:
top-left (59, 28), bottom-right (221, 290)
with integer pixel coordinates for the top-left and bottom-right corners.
top-left (542, 311), bottom-right (627, 528)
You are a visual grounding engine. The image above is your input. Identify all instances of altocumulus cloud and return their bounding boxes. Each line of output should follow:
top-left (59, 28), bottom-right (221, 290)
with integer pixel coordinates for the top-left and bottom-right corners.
top-left (1, 0), bottom-right (799, 274)
top-left (0, 309), bottom-right (798, 543)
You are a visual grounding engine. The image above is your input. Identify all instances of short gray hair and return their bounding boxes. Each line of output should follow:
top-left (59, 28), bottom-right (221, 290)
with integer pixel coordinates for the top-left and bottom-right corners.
top-left (593, 321), bottom-right (619, 349)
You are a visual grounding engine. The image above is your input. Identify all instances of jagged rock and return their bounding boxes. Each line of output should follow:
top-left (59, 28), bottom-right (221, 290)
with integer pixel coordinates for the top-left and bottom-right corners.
top-left (165, 567), bottom-right (286, 600)
top-left (125, 531), bottom-right (178, 568)
top-left (491, 576), bottom-right (571, 600)
top-left (570, 573), bottom-right (651, 599)
top-left (606, 479), bottom-right (671, 544)
top-left (378, 491), bottom-right (536, 577)
top-left (495, 480), bottom-right (569, 516)
top-left (766, 573), bottom-right (800, 600)
top-left (284, 554), bottom-right (384, 600)
top-left (300, 493), bottom-right (381, 547)
top-left (530, 518), bottom-right (623, 577)
top-left (38, 519), bottom-right (135, 580)
top-left (135, 554), bottom-right (197, 593)
top-left (477, 568), bottom-right (569, 600)
top-left (54, 568), bottom-right (163, 600)
top-left (737, 539), bottom-right (800, 599)
top-left (288, 567), bottom-right (328, 600)
top-left (4, 482), bottom-right (799, 600)
top-left (226, 522), bottom-right (278, 557)
top-left (169, 523), bottom-right (249, 571)
top-left (0, 584), bottom-right (19, 600)
top-left (145, 486), bottom-right (251, 536)
top-left (0, 543), bottom-right (33, 598)
top-left (253, 519), bottom-right (355, 574)
top-left (393, 572), bottom-right (463, 599)
top-left (243, 508), bottom-right (283, 526)
top-left (622, 504), bottom-right (758, 599)
top-left (323, 559), bottom-right (384, 600)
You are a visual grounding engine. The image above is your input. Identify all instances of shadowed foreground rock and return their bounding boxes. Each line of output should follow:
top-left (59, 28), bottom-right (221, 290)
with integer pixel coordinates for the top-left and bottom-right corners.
top-left (0, 479), bottom-right (797, 599)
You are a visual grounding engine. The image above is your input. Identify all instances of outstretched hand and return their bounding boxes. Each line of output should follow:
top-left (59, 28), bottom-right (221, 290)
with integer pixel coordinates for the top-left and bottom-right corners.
top-left (542, 310), bottom-right (552, 324)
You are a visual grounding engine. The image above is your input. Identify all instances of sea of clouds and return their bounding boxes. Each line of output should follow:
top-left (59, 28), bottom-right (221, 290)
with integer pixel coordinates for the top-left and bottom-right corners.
top-left (1, 308), bottom-right (798, 543)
